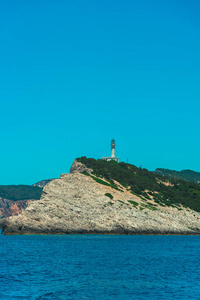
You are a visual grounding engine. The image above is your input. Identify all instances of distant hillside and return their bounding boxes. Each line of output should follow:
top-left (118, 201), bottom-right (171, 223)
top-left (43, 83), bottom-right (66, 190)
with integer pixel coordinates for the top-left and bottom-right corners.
top-left (0, 185), bottom-right (42, 201)
top-left (155, 168), bottom-right (200, 183)
top-left (33, 179), bottom-right (53, 188)
top-left (76, 157), bottom-right (200, 212)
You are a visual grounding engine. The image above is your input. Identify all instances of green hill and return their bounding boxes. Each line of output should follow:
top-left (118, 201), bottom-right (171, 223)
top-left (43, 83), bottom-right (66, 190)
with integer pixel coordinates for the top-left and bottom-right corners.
top-left (0, 185), bottom-right (42, 201)
top-left (155, 168), bottom-right (200, 183)
top-left (77, 157), bottom-right (200, 212)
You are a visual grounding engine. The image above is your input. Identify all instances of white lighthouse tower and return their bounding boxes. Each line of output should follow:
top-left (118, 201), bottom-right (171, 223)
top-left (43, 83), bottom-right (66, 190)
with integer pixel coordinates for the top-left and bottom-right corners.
top-left (102, 139), bottom-right (119, 162)
top-left (111, 139), bottom-right (115, 158)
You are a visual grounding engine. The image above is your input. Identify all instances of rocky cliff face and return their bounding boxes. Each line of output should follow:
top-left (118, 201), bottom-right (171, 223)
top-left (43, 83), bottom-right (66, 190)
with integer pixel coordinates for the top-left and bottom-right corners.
top-left (0, 198), bottom-right (31, 219)
top-left (2, 161), bottom-right (200, 235)
top-left (0, 198), bottom-right (33, 229)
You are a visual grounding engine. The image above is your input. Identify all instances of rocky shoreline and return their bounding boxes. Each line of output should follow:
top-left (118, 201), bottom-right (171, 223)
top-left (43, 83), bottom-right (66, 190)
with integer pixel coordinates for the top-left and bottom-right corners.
top-left (2, 162), bottom-right (200, 235)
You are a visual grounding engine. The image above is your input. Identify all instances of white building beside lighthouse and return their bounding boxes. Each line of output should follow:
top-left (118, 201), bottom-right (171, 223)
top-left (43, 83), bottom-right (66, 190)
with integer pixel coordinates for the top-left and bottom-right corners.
top-left (102, 139), bottom-right (119, 162)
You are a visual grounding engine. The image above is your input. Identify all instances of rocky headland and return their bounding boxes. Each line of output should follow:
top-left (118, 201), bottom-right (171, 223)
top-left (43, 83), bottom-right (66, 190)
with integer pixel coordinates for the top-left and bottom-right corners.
top-left (2, 159), bottom-right (200, 235)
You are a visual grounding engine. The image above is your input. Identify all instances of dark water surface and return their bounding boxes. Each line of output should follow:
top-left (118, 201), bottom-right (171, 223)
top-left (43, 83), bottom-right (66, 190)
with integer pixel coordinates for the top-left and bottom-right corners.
top-left (1, 233), bottom-right (200, 299)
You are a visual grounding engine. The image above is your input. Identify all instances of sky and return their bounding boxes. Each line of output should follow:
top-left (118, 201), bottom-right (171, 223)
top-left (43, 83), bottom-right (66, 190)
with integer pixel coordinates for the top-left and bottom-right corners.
top-left (0, 0), bottom-right (200, 185)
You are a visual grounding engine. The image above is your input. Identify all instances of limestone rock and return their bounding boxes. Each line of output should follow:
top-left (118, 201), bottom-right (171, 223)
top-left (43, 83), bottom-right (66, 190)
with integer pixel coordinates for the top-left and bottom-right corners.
top-left (70, 160), bottom-right (93, 174)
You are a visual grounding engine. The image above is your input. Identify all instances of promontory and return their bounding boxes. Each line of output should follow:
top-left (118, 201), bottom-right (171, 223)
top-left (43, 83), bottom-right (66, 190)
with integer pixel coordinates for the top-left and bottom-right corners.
top-left (2, 157), bottom-right (200, 235)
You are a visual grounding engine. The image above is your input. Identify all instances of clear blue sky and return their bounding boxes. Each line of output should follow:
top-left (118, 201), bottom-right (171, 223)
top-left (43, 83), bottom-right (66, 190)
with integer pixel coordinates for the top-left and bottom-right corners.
top-left (0, 0), bottom-right (200, 184)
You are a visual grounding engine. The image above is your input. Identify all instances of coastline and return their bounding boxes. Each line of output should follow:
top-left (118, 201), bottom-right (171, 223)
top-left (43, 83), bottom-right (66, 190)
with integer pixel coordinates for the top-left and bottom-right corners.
top-left (3, 228), bottom-right (200, 236)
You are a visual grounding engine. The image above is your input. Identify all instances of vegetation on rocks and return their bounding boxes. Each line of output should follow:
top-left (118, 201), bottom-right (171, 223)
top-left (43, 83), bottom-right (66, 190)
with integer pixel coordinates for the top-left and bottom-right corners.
top-left (77, 157), bottom-right (200, 212)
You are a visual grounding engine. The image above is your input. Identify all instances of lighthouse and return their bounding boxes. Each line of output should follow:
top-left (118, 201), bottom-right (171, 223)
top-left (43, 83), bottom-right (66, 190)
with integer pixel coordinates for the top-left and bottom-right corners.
top-left (111, 139), bottom-right (115, 157)
top-left (102, 139), bottom-right (119, 162)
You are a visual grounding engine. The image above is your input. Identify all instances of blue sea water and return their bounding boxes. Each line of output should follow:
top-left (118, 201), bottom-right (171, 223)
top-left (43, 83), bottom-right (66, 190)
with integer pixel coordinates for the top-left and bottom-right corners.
top-left (1, 232), bottom-right (200, 300)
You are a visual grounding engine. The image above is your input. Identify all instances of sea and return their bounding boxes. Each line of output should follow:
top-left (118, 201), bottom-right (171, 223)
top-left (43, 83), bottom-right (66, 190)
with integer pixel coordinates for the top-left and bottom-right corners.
top-left (1, 232), bottom-right (200, 300)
